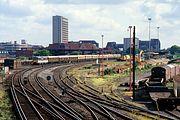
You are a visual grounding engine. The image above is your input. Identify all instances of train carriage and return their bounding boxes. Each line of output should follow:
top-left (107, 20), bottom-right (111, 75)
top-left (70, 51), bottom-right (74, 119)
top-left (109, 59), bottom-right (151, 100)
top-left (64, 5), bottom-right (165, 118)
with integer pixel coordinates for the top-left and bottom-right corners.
top-left (110, 54), bottom-right (114, 59)
top-left (167, 64), bottom-right (176, 80)
top-left (32, 54), bottom-right (121, 64)
top-left (69, 55), bottom-right (78, 63)
top-left (175, 64), bottom-right (180, 76)
top-left (164, 65), bottom-right (171, 81)
top-left (85, 55), bottom-right (92, 61)
top-left (92, 55), bottom-right (98, 60)
top-left (77, 55), bottom-right (85, 62)
top-left (59, 56), bottom-right (70, 63)
top-left (116, 54), bottom-right (121, 58)
top-left (48, 56), bottom-right (59, 63)
top-left (32, 56), bottom-right (48, 64)
top-left (103, 54), bottom-right (108, 60)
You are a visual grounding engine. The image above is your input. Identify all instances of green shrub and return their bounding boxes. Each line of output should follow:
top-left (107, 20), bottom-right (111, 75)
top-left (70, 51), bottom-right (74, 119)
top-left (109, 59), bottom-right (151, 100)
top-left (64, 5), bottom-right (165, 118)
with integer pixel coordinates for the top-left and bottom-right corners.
top-left (84, 66), bottom-right (92, 69)
top-left (0, 91), bottom-right (14, 119)
top-left (104, 68), bottom-right (116, 75)
top-left (144, 64), bottom-right (151, 69)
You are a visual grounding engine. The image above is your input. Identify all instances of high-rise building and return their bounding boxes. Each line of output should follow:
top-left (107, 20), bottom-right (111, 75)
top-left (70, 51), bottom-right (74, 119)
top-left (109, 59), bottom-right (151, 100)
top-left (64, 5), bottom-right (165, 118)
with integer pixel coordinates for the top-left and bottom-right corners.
top-left (53, 15), bottom-right (68, 44)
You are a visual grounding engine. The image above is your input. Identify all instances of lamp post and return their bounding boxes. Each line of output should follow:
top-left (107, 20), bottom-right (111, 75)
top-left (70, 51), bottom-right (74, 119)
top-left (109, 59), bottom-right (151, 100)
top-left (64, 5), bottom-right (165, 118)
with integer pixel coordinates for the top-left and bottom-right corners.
top-left (129, 26), bottom-right (132, 91)
top-left (148, 18), bottom-right (151, 52)
top-left (98, 47), bottom-right (100, 76)
top-left (157, 27), bottom-right (160, 40)
top-left (157, 27), bottom-right (160, 52)
top-left (101, 35), bottom-right (104, 79)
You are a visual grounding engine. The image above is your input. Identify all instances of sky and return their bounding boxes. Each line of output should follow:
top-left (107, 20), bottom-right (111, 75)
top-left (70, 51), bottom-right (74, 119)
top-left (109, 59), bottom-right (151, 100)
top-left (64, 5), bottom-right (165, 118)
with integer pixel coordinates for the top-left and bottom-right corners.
top-left (0, 0), bottom-right (180, 49)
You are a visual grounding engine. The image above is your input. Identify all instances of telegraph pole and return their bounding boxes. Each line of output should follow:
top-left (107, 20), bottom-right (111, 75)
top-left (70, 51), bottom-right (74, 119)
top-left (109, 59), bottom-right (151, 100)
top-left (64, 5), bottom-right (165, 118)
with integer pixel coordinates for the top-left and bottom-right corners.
top-left (133, 26), bottom-right (136, 100)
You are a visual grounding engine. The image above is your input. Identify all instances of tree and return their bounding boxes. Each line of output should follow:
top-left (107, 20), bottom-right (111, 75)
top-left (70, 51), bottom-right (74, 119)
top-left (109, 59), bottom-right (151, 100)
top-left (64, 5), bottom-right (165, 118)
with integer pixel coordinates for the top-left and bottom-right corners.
top-left (70, 51), bottom-right (81, 55)
top-left (34, 50), bottom-right (51, 56)
top-left (17, 56), bottom-right (28, 60)
top-left (169, 45), bottom-right (180, 54)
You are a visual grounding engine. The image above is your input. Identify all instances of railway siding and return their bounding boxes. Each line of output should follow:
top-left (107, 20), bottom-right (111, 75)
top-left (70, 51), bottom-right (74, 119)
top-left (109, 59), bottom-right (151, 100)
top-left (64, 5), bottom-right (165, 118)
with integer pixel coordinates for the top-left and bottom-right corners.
top-left (8, 60), bottom-right (180, 120)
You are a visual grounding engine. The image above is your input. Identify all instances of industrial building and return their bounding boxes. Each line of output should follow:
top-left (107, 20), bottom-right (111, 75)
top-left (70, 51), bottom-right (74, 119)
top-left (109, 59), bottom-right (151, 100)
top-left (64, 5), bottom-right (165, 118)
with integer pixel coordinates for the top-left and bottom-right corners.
top-left (123, 37), bottom-right (139, 51)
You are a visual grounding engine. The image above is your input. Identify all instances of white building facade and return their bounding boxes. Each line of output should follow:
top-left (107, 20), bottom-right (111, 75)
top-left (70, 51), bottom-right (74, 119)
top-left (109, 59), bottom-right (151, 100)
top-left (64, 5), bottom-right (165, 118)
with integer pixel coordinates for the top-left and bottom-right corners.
top-left (53, 15), bottom-right (68, 44)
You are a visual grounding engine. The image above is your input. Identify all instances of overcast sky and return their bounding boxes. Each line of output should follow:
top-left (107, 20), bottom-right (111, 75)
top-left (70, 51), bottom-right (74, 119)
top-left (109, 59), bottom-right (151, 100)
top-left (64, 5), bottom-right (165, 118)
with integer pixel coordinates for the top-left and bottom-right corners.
top-left (0, 0), bottom-right (180, 48)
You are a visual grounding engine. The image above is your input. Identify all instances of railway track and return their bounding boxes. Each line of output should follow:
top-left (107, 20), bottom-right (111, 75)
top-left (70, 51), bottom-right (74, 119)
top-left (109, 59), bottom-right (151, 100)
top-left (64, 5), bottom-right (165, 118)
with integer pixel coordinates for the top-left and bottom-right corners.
top-left (11, 68), bottom-right (52, 120)
top-left (10, 63), bottom-right (180, 120)
top-left (10, 64), bottom-right (83, 120)
top-left (53, 64), bottom-right (180, 120)
top-left (54, 66), bottom-right (146, 119)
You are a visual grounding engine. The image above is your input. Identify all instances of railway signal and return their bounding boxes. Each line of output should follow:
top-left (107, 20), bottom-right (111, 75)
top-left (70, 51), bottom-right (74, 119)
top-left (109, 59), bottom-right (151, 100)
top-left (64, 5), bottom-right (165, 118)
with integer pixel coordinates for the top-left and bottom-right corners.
top-left (129, 26), bottom-right (132, 91)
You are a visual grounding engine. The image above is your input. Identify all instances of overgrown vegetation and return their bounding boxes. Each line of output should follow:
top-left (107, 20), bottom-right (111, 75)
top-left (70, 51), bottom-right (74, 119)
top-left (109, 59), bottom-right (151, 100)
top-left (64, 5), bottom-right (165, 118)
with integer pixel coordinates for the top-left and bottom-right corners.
top-left (83, 66), bottom-right (92, 69)
top-left (104, 68), bottom-right (116, 75)
top-left (70, 62), bottom-right (153, 84)
top-left (0, 91), bottom-right (15, 119)
top-left (174, 53), bottom-right (180, 58)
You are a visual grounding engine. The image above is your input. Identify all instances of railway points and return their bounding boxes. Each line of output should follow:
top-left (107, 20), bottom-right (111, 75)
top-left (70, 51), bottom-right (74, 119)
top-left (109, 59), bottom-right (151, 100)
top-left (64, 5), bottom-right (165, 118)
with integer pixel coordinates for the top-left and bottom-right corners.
top-left (1, 56), bottom-right (179, 120)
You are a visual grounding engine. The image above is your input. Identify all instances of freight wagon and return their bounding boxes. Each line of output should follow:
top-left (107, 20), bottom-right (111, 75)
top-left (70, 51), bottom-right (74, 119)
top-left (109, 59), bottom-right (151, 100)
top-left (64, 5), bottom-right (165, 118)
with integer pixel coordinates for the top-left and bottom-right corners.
top-left (138, 64), bottom-right (180, 110)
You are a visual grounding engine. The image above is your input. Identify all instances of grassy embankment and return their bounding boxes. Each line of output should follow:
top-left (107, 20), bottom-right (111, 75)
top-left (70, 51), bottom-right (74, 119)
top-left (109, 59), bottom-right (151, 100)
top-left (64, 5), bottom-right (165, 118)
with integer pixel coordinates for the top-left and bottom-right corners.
top-left (0, 90), bottom-right (15, 120)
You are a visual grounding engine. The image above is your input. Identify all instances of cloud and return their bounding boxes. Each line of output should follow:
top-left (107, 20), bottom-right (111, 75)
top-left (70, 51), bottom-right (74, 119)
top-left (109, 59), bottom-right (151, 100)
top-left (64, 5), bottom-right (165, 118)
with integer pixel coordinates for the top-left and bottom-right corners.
top-left (0, 0), bottom-right (32, 17)
top-left (153, 0), bottom-right (180, 4)
top-left (161, 5), bottom-right (180, 22)
top-left (43, 0), bottom-right (130, 4)
top-left (0, 0), bottom-right (179, 48)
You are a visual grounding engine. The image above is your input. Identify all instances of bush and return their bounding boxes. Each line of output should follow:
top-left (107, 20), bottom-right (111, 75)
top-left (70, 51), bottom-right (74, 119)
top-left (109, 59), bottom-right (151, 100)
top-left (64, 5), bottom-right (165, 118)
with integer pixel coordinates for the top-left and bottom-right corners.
top-left (84, 66), bottom-right (92, 69)
top-left (144, 64), bottom-right (151, 69)
top-left (104, 68), bottom-right (116, 75)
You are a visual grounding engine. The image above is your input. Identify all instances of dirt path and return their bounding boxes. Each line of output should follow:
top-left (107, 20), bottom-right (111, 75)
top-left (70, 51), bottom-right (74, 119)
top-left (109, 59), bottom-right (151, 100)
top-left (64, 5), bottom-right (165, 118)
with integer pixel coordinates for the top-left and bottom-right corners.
top-left (118, 71), bottom-right (151, 83)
